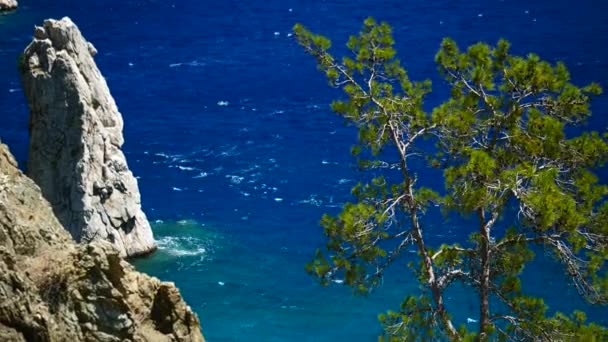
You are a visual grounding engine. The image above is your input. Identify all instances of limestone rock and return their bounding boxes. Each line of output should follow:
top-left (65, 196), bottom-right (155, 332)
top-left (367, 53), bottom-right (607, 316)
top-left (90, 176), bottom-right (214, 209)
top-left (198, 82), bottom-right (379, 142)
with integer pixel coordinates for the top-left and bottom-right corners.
top-left (0, 0), bottom-right (17, 11)
top-left (0, 140), bottom-right (205, 341)
top-left (20, 17), bottom-right (156, 257)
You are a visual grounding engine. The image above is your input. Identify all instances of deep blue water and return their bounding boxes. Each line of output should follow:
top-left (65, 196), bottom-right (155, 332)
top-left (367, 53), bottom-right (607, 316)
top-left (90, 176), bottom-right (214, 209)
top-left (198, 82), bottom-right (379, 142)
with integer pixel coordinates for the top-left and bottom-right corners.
top-left (1, 1), bottom-right (607, 341)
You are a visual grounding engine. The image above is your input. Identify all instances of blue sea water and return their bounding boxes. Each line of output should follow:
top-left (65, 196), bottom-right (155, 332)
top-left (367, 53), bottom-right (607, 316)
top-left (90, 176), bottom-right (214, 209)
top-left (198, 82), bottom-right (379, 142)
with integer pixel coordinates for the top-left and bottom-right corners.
top-left (1, 1), bottom-right (607, 340)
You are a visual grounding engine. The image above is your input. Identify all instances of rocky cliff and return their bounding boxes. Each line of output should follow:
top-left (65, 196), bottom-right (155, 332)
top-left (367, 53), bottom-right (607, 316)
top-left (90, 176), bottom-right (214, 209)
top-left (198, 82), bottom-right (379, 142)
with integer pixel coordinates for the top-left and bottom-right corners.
top-left (0, 140), bottom-right (205, 342)
top-left (0, 0), bottom-right (17, 11)
top-left (20, 17), bottom-right (156, 257)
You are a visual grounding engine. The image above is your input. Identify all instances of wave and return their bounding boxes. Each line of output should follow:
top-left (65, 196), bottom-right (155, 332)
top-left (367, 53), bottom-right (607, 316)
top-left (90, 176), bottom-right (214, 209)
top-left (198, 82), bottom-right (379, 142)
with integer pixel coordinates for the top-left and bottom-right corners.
top-left (156, 236), bottom-right (207, 257)
top-left (226, 175), bottom-right (244, 184)
top-left (168, 165), bottom-right (197, 171)
top-left (299, 194), bottom-right (323, 207)
top-left (193, 171), bottom-right (209, 178)
top-left (218, 144), bottom-right (240, 157)
top-left (147, 219), bottom-right (222, 263)
top-left (169, 60), bottom-right (207, 68)
top-left (153, 152), bottom-right (186, 163)
top-left (321, 160), bottom-right (338, 165)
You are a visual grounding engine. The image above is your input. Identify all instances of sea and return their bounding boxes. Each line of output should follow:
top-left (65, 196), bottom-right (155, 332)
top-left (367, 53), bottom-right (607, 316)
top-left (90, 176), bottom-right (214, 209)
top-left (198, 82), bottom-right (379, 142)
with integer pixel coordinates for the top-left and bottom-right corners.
top-left (0, 1), bottom-right (606, 341)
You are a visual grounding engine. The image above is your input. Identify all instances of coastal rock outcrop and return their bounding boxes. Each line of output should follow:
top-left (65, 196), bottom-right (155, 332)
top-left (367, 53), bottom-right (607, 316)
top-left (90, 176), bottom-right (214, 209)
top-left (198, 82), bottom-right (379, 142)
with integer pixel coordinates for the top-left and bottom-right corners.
top-left (0, 140), bottom-right (204, 341)
top-left (0, 0), bottom-right (17, 11)
top-left (19, 17), bottom-right (156, 257)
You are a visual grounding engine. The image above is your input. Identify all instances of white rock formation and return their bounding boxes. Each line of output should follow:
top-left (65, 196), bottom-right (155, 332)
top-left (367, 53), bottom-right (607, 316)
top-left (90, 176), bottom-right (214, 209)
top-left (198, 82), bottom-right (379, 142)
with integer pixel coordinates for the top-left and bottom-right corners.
top-left (0, 0), bottom-right (17, 11)
top-left (20, 17), bottom-right (156, 257)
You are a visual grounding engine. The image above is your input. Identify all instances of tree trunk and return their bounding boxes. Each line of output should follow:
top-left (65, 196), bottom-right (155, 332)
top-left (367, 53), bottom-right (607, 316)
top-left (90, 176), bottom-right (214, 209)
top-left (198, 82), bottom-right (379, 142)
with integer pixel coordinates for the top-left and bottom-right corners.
top-left (389, 124), bottom-right (460, 341)
top-left (410, 209), bottom-right (460, 340)
top-left (478, 208), bottom-right (491, 340)
top-left (404, 175), bottom-right (459, 340)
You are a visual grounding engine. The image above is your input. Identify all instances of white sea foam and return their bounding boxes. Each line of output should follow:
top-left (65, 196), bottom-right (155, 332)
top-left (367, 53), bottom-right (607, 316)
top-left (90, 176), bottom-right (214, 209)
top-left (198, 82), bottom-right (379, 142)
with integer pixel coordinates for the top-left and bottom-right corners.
top-left (156, 236), bottom-right (207, 257)
top-left (193, 172), bottom-right (209, 178)
top-left (321, 160), bottom-right (338, 165)
top-left (217, 100), bottom-right (230, 106)
top-left (169, 165), bottom-right (197, 171)
top-left (227, 175), bottom-right (244, 184)
top-left (241, 164), bottom-right (261, 173)
top-left (218, 145), bottom-right (240, 157)
top-left (169, 60), bottom-right (206, 68)
top-left (154, 152), bottom-right (185, 163)
top-left (299, 195), bottom-right (322, 207)
top-left (248, 172), bottom-right (263, 182)
top-left (172, 187), bottom-right (183, 191)
top-left (177, 219), bottom-right (195, 225)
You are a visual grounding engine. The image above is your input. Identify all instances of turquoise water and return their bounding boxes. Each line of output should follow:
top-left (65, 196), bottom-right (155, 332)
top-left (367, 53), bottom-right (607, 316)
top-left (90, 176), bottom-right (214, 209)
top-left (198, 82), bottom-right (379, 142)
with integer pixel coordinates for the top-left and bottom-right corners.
top-left (1, 0), bottom-right (607, 340)
top-left (133, 220), bottom-right (448, 341)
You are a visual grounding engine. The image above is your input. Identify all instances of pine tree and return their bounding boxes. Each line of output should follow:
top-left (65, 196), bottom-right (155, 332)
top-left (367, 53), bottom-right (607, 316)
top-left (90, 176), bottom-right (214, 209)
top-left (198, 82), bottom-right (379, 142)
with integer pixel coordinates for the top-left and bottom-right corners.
top-left (295, 18), bottom-right (608, 341)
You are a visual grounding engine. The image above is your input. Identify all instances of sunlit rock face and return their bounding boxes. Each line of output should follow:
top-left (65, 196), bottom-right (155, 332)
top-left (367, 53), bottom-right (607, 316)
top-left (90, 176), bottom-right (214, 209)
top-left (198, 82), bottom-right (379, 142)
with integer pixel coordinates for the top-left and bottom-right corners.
top-left (20, 17), bottom-right (156, 258)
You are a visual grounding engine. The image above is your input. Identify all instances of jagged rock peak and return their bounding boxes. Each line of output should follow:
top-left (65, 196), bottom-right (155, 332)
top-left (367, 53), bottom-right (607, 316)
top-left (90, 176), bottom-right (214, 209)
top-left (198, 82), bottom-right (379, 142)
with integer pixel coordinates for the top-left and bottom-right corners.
top-left (20, 17), bottom-right (156, 257)
top-left (0, 140), bottom-right (205, 341)
top-left (0, 0), bottom-right (17, 12)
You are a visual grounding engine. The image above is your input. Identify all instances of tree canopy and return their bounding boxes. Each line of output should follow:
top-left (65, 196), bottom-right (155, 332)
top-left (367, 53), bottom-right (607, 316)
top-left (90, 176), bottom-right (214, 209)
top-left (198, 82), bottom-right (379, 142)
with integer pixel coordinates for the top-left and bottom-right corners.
top-left (294, 18), bottom-right (608, 341)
